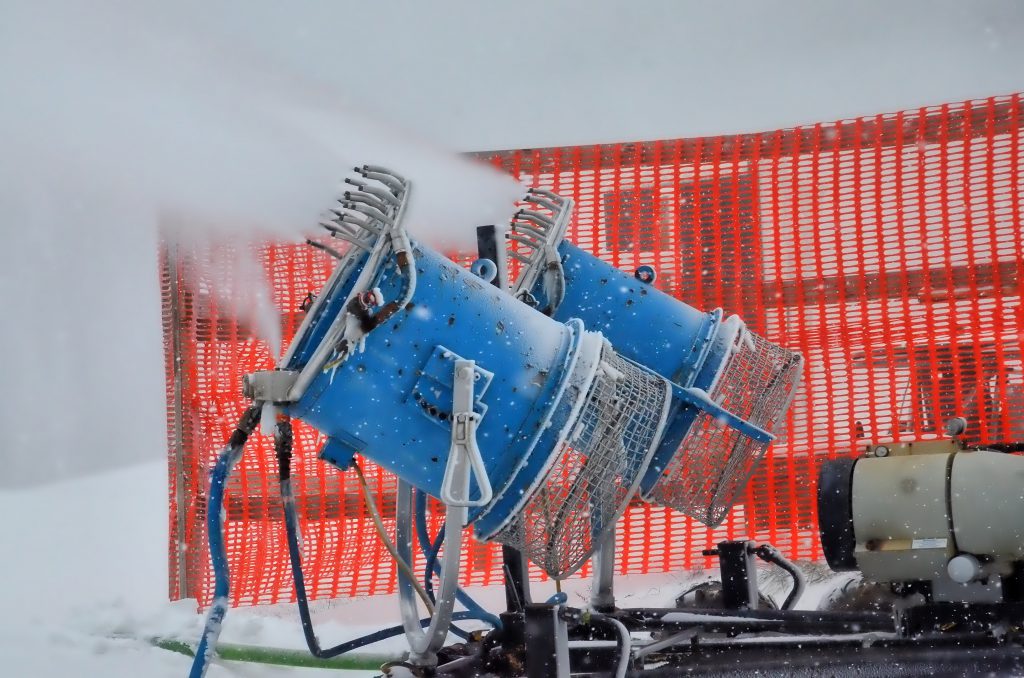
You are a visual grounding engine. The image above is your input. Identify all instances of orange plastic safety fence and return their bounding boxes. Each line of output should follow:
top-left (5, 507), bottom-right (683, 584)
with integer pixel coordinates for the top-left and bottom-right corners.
top-left (163, 93), bottom-right (1024, 608)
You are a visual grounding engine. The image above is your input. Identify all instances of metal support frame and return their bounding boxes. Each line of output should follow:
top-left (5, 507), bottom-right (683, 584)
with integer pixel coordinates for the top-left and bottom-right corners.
top-left (706, 541), bottom-right (761, 610)
top-left (498, 544), bottom-right (532, 647)
top-left (477, 224), bottom-right (533, 636)
top-left (524, 604), bottom-right (570, 678)
top-left (590, 530), bottom-right (616, 611)
top-left (612, 607), bottom-right (893, 636)
top-left (895, 601), bottom-right (1024, 637)
top-left (396, 360), bottom-right (482, 666)
top-left (396, 480), bottom-right (459, 666)
top-left (622, 634), bottom-right (1024, 677)
top-left (700, 539), bottom-right (807, 611)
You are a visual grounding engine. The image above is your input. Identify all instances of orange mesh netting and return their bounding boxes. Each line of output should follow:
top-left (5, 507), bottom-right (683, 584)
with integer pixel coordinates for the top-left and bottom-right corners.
top-left (163, 93), bottom-right (1024, 607)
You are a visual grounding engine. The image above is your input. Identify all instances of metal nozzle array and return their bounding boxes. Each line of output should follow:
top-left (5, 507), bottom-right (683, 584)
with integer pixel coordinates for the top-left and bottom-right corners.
top-left (315, 166), bottom-right (409, 254)
top-left (508, 188), bottom-right (574, 311)
top-left (283, 165), bottom-right (414, 397)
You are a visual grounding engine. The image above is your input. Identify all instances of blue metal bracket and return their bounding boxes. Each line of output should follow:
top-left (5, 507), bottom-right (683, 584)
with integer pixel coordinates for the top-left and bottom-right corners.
top-left (318, 430), bottom-right (366, 471)
top-left (409, 346), bottom-right (493, 426)
top-left (671, 384), bottom-right (775, 444)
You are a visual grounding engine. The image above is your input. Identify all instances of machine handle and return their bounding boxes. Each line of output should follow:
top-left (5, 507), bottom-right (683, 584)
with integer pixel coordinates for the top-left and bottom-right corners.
top-left (439, 361), bottom-right (493, 508)
top-left (539, 245), bottom-right (566, 315)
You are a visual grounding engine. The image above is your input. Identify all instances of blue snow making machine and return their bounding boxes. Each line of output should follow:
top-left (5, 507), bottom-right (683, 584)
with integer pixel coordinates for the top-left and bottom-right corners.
top-left (190, 168), bottom-right (803, 678)
top-left (189, 170), bottom-right (1024, 678)
top-left (243, 167), bottom-right (675, 579)
top-left (504, 188), bottom-right (803, 528)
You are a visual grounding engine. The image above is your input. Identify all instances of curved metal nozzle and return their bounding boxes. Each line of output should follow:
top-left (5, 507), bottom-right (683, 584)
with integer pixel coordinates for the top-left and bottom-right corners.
top-left (354, 165), bottom-right (407, 193)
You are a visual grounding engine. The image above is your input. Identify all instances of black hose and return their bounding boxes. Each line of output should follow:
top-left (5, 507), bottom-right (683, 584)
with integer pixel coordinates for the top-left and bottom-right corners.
top-left (754, 544), bottom-right (806, 610)
top-left (275, 418), bottom-right (490, 658)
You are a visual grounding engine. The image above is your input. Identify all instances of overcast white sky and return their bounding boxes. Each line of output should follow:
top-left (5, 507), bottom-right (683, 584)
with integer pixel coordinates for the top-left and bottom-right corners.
top-left (157, 0), bottom-right (1024, 150)
top-left (1, 0), bottom-right (1021, 486)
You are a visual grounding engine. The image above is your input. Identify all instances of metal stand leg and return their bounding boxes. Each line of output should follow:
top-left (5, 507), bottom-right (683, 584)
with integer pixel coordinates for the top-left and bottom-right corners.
top-left (704, 540), bottom-right (760, 610)
top-left (524, 604), bottom-right (571, 678)
top-left (396, 359), bottom-right (489, 667)
top-left (590, 529), bottom-right (616, 611)
top-left (397, 480), bottom-right (464, 666)
top-left (477, 223), bottom-right (534, 639)
top-left (502, 545), bottom-right (532, 612)
top-left (496, 544), bottom-right (532, 651)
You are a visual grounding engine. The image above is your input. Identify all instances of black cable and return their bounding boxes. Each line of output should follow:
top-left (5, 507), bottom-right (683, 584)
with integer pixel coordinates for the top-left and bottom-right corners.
top-left (276, 418), bottom-right (486, 657)
top-left (754, 543), bottom-right (806, 610)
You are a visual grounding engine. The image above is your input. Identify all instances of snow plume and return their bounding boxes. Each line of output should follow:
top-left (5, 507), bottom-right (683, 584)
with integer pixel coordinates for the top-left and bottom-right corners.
top-left (163, 213), bottom-right (285, 360)
top-left (0, 0), bottom-right (523, 242)
top-left (0, 0), bottom-right (522, 484)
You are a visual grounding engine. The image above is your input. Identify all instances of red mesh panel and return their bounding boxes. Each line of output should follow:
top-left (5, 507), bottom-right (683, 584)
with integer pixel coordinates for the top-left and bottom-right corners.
top-left (163, 93), bottom-right (1024, 607)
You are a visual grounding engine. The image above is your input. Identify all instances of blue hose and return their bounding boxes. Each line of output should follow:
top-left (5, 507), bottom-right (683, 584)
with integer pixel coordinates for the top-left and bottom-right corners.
top-left (189, 405), bottom-right (262, 678)
top-left (190, 412), bottom-right (502, 677)
top-left (280, 468), bottom-right (498, 654)
top-left (413, 490), bottom-right (502, 631)
top-left (423, 523), bottom-right (444, 602)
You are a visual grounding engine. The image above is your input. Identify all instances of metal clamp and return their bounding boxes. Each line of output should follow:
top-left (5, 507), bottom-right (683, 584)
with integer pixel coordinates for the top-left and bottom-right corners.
top-left (439, 361), bottom-right (493, 508)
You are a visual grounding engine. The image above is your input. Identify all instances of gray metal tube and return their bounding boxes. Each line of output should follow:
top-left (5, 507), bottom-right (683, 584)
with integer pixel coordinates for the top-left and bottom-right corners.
top-left (590, 530), bottom-right (616, 610)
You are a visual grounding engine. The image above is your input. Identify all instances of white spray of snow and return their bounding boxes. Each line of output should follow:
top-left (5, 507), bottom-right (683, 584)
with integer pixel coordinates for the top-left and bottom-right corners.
top-left (0, 0), bottom-right (523, 484)
top-left (0, 1), bottom-right (523, 244)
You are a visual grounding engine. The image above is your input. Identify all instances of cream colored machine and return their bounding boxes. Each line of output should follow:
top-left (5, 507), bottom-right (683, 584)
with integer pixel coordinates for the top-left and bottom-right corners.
top-left (818, 434), bottom-right (1024, 603)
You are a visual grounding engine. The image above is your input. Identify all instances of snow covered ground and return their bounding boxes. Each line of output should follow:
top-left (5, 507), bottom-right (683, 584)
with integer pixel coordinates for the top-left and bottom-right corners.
top-left (0, 461), bottom-right (404, 677)
top-left (0, 458), bottom-right (856, 676)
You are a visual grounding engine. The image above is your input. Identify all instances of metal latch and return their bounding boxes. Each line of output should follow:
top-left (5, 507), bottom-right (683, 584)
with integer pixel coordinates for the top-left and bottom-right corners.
top-left (439, 360), bottom-right (493, 508)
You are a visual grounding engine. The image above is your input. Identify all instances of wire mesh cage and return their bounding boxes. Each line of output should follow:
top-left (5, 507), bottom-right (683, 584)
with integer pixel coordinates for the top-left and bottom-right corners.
top-left (643, 324), bottom-right (803, 526)
top-left (644, 411), bottom-right (768, 527)
top-left (709, 324), bottom-right (804, 435)
top-left (490, 344), bottom-right (671, 578)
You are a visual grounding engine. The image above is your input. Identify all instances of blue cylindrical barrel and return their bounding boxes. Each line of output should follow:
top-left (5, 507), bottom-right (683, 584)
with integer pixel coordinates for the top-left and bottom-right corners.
top-left (544, 241), bottom-right (727, 389)
top-left (281, 243), bottom-right (602, 534)
top-left (525, 240), bottom-right (802, 527)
